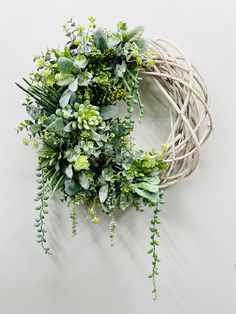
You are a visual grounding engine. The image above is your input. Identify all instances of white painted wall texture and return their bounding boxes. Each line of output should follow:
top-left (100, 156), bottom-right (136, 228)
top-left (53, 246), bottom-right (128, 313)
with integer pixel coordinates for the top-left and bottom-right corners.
top-left (0, 1), bottom-right (236, 313)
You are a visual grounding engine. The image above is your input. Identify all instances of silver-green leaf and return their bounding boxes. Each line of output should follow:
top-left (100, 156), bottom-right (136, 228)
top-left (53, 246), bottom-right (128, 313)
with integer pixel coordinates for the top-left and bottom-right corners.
top-left (126, 26), bottom-right (144, 42)
top-left (78, 171), bottom-right (90, 190)
top-left (59, 88), bottom-right (73, 108)
top-left (56, 74), bottom-right (75, 87)
top-left (99, 184), bottom-right (109, 203)
top-left (65, 164), bottom-right (73, 178)
top-left (100, 105), bottom-right (119, 120)
top-left (57, 57), bottom-right (75, 74)
top-left (69, 78), bottom-right (78, 92)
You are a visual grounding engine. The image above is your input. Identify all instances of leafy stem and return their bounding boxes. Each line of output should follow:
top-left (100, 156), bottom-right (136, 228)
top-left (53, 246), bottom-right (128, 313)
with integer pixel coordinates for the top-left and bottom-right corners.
top-left (109, 214), bottom-right (117, 247)
top-left (34, 169), bottom-right (52, 255)
top-left (148, 204), bottom-right (161, 300)
top-left (70, 204), bottom-right (78, 237)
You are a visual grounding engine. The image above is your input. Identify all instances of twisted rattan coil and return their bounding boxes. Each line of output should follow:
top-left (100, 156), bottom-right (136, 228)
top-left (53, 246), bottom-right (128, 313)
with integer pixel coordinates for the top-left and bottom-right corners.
top-left (141, 39), bottom-right (213, 188)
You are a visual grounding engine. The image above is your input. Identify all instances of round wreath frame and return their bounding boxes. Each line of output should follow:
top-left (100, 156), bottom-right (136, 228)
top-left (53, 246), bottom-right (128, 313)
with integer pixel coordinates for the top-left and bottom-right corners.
top-left (142, 39), bottom-right (213, 188)
top-left (15, 19), bottom-right (213, 300)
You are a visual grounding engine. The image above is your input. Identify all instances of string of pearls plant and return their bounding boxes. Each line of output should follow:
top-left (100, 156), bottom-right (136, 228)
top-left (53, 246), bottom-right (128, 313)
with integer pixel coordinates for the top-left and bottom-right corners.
top-left (16, 17), bottom-right (212, 300)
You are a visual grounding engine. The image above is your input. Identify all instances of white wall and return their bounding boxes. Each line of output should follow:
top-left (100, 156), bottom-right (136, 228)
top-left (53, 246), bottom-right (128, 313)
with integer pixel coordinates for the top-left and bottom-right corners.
top-left (0, 1), bottom-right (236, 313)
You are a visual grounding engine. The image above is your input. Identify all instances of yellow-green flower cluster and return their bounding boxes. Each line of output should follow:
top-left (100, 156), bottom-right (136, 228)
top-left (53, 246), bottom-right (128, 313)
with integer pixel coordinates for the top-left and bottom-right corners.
top-left (142, 153), bottom-right (157, 170)
top-left (87, 208), bottom-right (100, 224)
top-left (74, 155), bottom-right (90, 171)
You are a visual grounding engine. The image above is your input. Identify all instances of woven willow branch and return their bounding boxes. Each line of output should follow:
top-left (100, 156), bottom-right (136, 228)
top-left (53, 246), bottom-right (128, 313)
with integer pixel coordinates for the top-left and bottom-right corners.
top-left (141, 39), bottom-right (213, 188)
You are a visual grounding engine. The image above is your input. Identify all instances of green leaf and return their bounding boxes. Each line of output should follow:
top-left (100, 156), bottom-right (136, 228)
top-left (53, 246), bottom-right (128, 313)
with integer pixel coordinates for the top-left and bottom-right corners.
top-left (64, 146), bottom-right (80, 162)
top-left (65, 164), bottom-right (73, 178)
top-left (74, 55), bottom-right (88, 68)
top-left (57, 57), bottom-right (75, 74)
top-left (64, 46), bottom-right (71, 58)
top-left (29, 123), bottom-right (41, 135)
top-left (46, 118), bottom-right (66, 137)
top-left (134, 187), bottom-right (159, 205)
top-left (59, 88), bottom-right (73, 108)
top-left (114, 61), bottom-right (127, 77)
top-left (41, 114), bottom-right (57, 127)
top-left (99, 184), bottom-right (109, 203)
top-left (100, 105), bottom-right (119, 120)
top-left (56, 74), bottom-right (75, 86)
top-left (27, 104), bottom-right (40, 120)
top-left (77, 71), bottom-right (93, 87)
top-left (54, 49), bottom-right (63, 59)
top-left (69, 78), bottom-right (78, 92)
top-left (134, 182), bottom-right (159, 193)
top-left (94, 28), bottom-right (108, 51)
top-left (139, 176), bottom-right (161, 185)
top-left (78, 171), bottom-right (90, 190)
top-left (126, 26), bottom-right (144, 42)
top-left (64, 178), bottom-right (80, 196)
top-left (64, 121), bottom-right (73, 132)
top-left (136, 38), bottom-right (148, 53)
top-left (90, 129), bottom-right (101, 142)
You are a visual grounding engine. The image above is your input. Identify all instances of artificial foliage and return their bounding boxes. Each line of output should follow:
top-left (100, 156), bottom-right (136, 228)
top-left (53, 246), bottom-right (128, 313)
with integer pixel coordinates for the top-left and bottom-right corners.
top-left (16, 17), bottom-right (168, 299)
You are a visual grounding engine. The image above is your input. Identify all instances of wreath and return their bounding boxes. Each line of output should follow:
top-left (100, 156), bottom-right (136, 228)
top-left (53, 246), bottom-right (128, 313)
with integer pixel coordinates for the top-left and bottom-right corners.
top-left (16, 17), bottom-right (212, 299)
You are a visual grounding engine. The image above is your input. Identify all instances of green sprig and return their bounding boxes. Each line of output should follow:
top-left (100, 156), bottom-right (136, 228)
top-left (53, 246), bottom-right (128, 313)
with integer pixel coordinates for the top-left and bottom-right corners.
top-left (70, 205), bottom-right (78, 237)
top-left (109, 218), bottom-right (117, 247)
top-left (34, 169), bottom-right (51, 255)
top-left (147, 204), bottom-right (161, 300)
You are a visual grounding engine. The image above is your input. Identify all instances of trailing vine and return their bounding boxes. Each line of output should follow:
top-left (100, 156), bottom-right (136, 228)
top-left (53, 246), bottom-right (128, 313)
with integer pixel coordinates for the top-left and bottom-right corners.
top-left (70, 204), bottom-right (78, 237)
top-left (34, 168), bottom-right (51, 255)
top-left (109, 218), bottom-right (117, 247)
top-left (148, 188), bottom-right (164, 299)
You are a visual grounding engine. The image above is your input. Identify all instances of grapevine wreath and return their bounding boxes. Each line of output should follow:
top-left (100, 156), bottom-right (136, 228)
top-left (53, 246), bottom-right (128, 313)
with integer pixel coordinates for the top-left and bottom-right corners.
top-left (16, 17), bottom-right (212, 299)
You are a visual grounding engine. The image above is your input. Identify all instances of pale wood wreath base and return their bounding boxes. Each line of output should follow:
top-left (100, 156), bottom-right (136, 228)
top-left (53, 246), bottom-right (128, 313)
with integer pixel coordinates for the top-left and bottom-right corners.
top-left (141, 39), bottom-right (213, 188)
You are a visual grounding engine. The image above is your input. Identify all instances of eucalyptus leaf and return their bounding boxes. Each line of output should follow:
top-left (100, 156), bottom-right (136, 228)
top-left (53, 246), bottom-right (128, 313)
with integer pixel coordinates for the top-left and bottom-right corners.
top-left (27, 105), bottom-right (41, 120)
top-left (114, 61), bottom-right (127, 77)
top-left (64, 178), bottom-right (80, 196)
top-left (74, 55), bottom-right (88, 68)
top-left (90, 129), bottom-right (101, 142)
top-left (56, 74), bottom-right (75, 87)
top-left (29, 123), bottom-right (41, 135)
top-left (100, 105), bottom-right (119, 120)
top-left (46, 118), bottom-right (66, 137)
top-left (64, 121), bottom-right (73, 132)
top-left (57, 57), bottom-right (75, 74)
top-left (65, 146), bottom-right (80, 162)
top-left (65, 164), bottom-right (73, 178)
top-left (99, 184), bottom-right (108, 203)
top-left (59, 88), bottom-right (73, 108)
top-left (42, 114), bottom-right (56, 127)
top-left (135, 38), bottom-right (148, 53)
top-left (77, 72), bottom-right (92, 86)
top-left (69, 78), bottom-right (78, 92)
top-left (78, 171), bottom-right (89, 190)
top-left (126, 26), bottom-right (144, 42)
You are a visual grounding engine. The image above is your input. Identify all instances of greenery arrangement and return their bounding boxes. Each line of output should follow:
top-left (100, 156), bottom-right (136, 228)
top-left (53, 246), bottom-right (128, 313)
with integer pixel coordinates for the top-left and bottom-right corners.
top-left (16, 17), bottom-right (168, 299)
